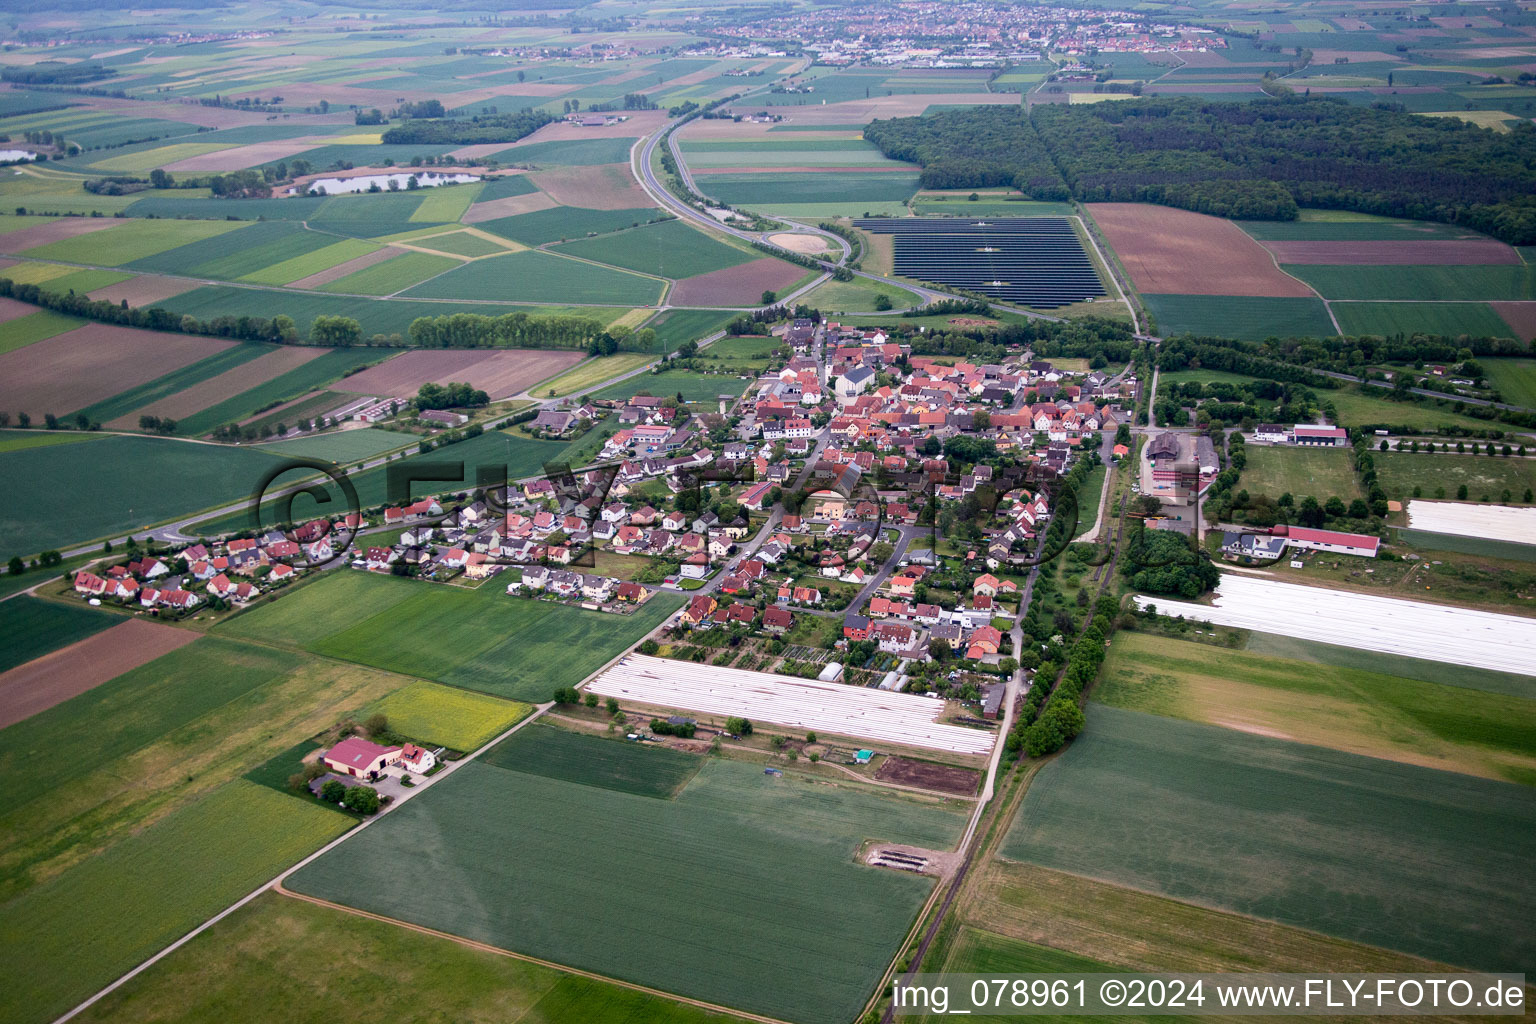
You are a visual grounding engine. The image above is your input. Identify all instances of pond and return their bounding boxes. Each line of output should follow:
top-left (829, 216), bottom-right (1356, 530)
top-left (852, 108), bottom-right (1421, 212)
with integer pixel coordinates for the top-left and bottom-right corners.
top-left (288, 171), bottom-right (480, 196)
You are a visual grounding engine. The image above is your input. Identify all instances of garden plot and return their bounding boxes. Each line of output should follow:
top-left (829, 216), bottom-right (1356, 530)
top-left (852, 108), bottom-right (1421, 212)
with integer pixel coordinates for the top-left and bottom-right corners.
top-left (1134, 575), bottom-right (1536, 676)
top-left (1406, 500), bottom-right (1536, 545)
top-left (586, 655), bottom-right (995, 754)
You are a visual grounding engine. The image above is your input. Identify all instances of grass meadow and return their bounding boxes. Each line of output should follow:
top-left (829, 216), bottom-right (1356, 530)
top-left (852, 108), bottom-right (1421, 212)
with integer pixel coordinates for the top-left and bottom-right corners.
top-left (1002, 705), bottom-right (1536, 972)
top-left (593, 368), bottom-right (750, 404)
top-left (366, 680), bottom-right (532, 751)
top-left (1372, 451), bottom-right (1536, 501)
top-left (0, 597), bottom-right (120, 674)
top-left (70, 893), bottom-right (756, 1024)
top-left (1239, 444), bottom-right (1362, 501)
top-left (1096, 632), bottom-right (1536, 784)
top-left (802, 275), bottom-right (921, 313)
top-left (1325, 386), bottom-right (1504, 433)
top-left (1482, 357), bottom-right (1536, 408)
top-left (289, 754), bottom-right (966, 1024)
top-left (535, 352), bottom-right (654, 396)
top-left (221, 572), bottom-right (684, 701)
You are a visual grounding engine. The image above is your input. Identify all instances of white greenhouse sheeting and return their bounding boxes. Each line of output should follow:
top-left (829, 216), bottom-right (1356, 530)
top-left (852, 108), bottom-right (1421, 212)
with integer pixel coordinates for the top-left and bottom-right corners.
top-left (1134, 574), bottom-right (1536, 677)
top-left (586, 655), bottom-right (996, 754)
top-left (1405, 500), bottom-right (1536, 546)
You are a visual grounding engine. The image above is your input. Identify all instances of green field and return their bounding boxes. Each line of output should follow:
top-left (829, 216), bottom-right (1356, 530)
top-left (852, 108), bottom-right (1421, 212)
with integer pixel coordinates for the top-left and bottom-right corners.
top-left (802, 275), bottom-right (921, 313)
top-left (366, 680), bottom-right (532, 750)
top-left (71, 893), bottom-right (755, 1024)
top-left (239, 238), bottom-right (382, 286)
top-left (1331, 301), bottom-right (1516, 339)
top-left (536, 352), bottom-right (655, 397)
top-left (0, 429), bottom-right (101, 454)
top-left (0, 310), bottom-right (84, 354)
top-left (698, 333), bottom-right (783, 371)
top-left (409, 182), bottom-right (484, 224)
top-left (241, 390), bottom-right (348, 435)
top-left (289, 753), bottom-right (966, 1024)
top-left (1068, 464), bottom-right (1107, 540)
top-left (73, 341), bottom-right (279, 424)
top-left (555, 219), bottom-right (755, 280)
top-left (316, 250), bottom-right (459, 296)
top-left (1287, 264), bottom-right (1536, 301)
top-left (493, 136), bottom-right (638, 166)
top-left (1240, 444), bottom-right (1361, 501)
top-left (29, 267), bottom-right (133, 295)
top-left (1097, 632), bottom-right (1536, 785)
top-left (129, 221), bottom-right (335, 280)
top-left (1141, 294), bottom-right (1336, 340)
top-left (647, 308), bottom-right (738, 351)
top-left (1483, 357), bottom-right (1536, 408)
top-left (0, 782), bottom-right (352, 1024)
top-left (1238, 216), bottom-right (1499, 241)
top-left (1326, 386), bottom-right (1503, 433)
top-left (700, 171), bottom-right (921, 208)
top-left (1241, 630), bottom-right (1536, 700)
top-left (410, 230), bottom-right (512, 258)
top-left (19, 218), bottom-right (248, 267)
top-left (479, 207), bottom-right (661, 247)
top-left (0, 597), bottom-right (119, 674)
top-left (0, 434), bottom-right (286, 554)
top-left (1372, 450), bottom-right (1536, 501)
top-left (481, 724), bottom-right (703, 798)
top-left (593, 369), bottom-right (750, 404)
top-left (253, 427), bottom-right (411, 464)
top-left (221, 571), bottom-right (684, 701)
top-left (1002, 705), bottom-right (1536, 972)
top-left (402, 250), bottom-right (663, 306)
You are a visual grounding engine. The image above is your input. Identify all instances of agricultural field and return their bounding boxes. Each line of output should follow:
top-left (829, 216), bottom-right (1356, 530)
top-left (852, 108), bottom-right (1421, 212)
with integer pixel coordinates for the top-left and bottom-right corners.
top-left (0, 597), bottom-right (120, 675)
top-left (1095, 632), bottom-right (1536, 785)
top-left (171, 348), bottom-right (392, 437)
top-left (108, 346), bottom-right (328, 430)
top-left (0, 310), bottom-right (86, 354)
top-left (17, 217), bottom-right (248, 267)
top-left (1139, 294), bottom-right (1336, 341)
top-left (696, 334), bottom-right (784, 372)
top-left (288, 752), bottom-right (966, 1024)
top-left (592, 369), bottom-right (751, 404)
top-left (1286, 264), bottom-right (1536, 301)
top-left (70, 893), bottom-right (755, 1024)
top-left (72, 342), bottom-right (278, 425)
top-left (402, 250), bottom-right (663, 306)
top-left (221, 571), bottom-right (684, 702)
top-left (555, 218), bottom-right (756, 280)
top-left (854, 217), bottom-right (1105, 308)
top-left (667, 257), bottom-right (815, 306)
top-left (1372, 451), bottom-right (1536, 502)
top-left (1089, 204), bottom-right (1315, 298)
top-left (365, 681), bottom-right (532, 751)
top-left (331, 348), bottom-right (582, 401)
top-left (0, 619), bottom-right (195, 731)
top-left (315, 250), bottom-right (459, 296)
top-left (646, 308), bottom-right (739, 351)
top-left (254, 428), bottom-right (411, 464)
top-left (1003, 705), bottom-right (1536, 972)
top-left (534, 352), bottom-right (655, 397)
top-left (1483, 357), bottom-right (1536, 408)
top-left (0, 782), bottom-right (352, 1024)
top-left (0, 429), bottom-right (100, 454)
top-left (0, 433), bottom-right (286, 555)
top-left (478, 207), bottom-right (662, 247)
top-left (1239, 444), bottom-right (1362, 501)
top-left (481, 724), bottom-right (704, 798)
top-left (1331, 301), bottom-right (1517, 340)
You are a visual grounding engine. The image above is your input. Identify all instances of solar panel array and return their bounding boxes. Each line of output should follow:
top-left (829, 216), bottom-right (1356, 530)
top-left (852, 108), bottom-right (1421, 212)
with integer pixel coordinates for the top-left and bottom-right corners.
top-left (853, 217), bottom-right (1107, 308)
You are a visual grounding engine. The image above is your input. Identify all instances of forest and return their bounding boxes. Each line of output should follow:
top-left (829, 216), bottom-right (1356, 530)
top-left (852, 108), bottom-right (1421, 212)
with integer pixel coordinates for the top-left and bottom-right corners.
top-left (864, 97), bottom-right (1536, 242)
top-left (381, 108), bottom-right (553, 145)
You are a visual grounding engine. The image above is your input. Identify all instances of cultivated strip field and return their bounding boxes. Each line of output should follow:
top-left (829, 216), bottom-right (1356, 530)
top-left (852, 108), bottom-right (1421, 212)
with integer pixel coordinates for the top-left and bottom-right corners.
top-left (1134, 575), bottom-right (1536, 675)
top-left (107, 345), bottom-right (326, 428)
top-left (1088, 203), bottom-right (1315, 297)
top-left (331, 348), bottom-right (585, 400)
top-left (667, 257), bottom-right (812, 306)
top-left (0, 619), bottom-right (196, 730)
top-left (1257, 239), bottom-right (1521, 264)
top-left (586, 655), bottom-right (996, 754)
top-left (1406, 500), bottom-right (1536, 545)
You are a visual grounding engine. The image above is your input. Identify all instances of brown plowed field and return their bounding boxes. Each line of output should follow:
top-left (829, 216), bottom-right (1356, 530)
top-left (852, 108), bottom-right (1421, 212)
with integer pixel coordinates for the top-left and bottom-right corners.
top-left (462, 192), bottom-right (558, 224)
top-left (1260, 239), bottom-right (1520, 265)
top-left (0, 296), bottom-right (38, 323)
top-left (1088, 203), bottom-right (1317, 297)
top-left (874, 755), bottom-right (981, 795)
top-left (164, 140), bottom-right (323, 173)
top-left (86, 274), bottom-right (198, 306)
top-left (0, 324), bottom-right (233, 418)
top-left (529, 163), bottom-right (652, 210)
top-left (1492, 302), bottom-right (1536, 341)
top-left (0, 618), bottom-right (194, 729)
top-left (335, 348), bottom-right (585, 400)
top-left (0, 217), bottom-right (118, 254)
top-left (107, 345), bottom-right (326, 428)
top-left (287, 247), bottom-right (400, 290)
top-left (668, 257), bottom-right (810, 306)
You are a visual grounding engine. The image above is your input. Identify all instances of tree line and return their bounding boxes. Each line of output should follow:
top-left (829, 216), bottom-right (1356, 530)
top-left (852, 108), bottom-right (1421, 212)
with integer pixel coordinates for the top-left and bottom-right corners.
top-left (863, 97), bottom-right (1536, 242)
top-left (381, 109), bottom-right (554, 145)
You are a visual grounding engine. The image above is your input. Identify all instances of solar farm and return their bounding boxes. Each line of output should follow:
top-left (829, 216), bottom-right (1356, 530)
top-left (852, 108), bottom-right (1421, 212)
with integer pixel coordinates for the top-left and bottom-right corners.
top-left (852, 217), bottom-right (1107, 307)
